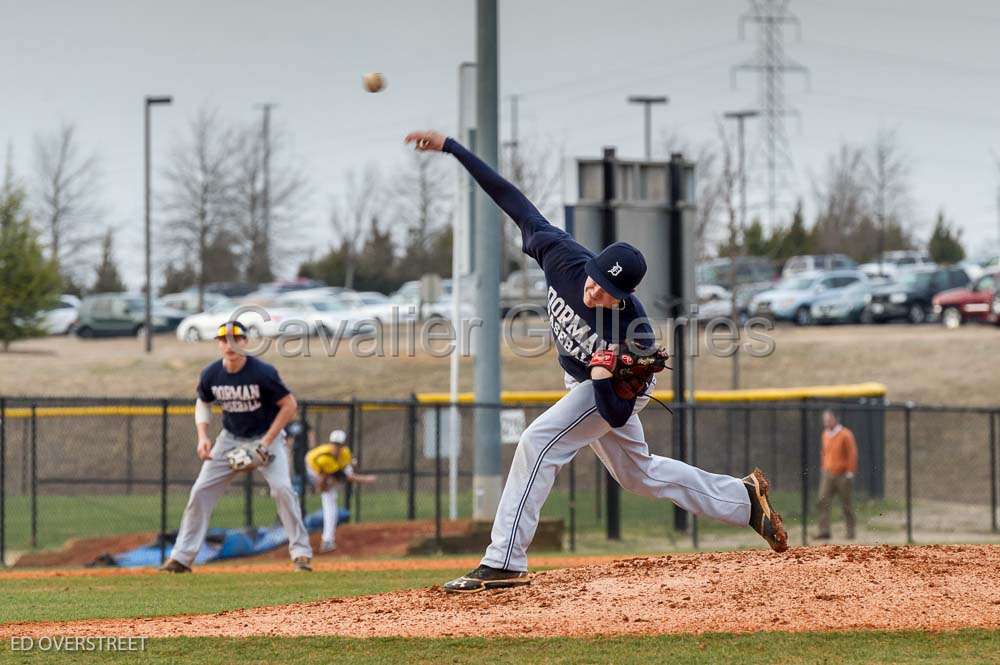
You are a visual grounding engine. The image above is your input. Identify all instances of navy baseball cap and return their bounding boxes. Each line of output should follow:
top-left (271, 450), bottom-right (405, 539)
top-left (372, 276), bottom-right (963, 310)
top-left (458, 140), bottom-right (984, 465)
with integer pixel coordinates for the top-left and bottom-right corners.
top-left (585, 242), bottom-right (647, 300)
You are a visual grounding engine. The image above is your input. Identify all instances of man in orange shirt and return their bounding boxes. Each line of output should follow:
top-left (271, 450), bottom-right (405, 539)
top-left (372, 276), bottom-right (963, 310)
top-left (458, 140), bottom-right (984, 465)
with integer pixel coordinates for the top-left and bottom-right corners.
top-left (816, 409), bottom-right (858, 540)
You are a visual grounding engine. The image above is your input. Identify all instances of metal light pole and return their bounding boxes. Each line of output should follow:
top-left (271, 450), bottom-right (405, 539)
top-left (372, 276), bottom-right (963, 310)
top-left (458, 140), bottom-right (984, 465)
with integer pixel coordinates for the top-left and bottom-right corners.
top-left (723, 110), bottom-right (759, 389)
top-left (473, 0), bottom-right (502, 521)
top-left (144, 95), bottom-right (173, 353)
top-left (627, 95), bottom-right (668, 159)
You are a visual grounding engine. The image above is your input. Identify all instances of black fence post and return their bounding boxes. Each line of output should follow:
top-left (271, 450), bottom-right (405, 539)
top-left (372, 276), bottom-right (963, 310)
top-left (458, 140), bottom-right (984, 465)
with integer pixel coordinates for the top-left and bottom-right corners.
top-left (991, 411), bottom-right (998, 534)
top-left (569, 456), bottom-right (576, 552)
top-left (160, 400), bottom-right (169, 565)
top-left (434, 405), bottom-right (442, 548)
top-left (743, 408), bottom-right (751, 471)
top-left (353, 400), bottom-right (362, 523)
top-left (0, 397), bottom-right (5, 567)
top-left (243, 470), bottom-right (254, 529)
top-left (30, 402), bottom-right (37, 550)
top-left (691, 402), bottom-right (699, 550)
top-left (770, 408), bottom-right (778, 489)
top-left (594, 457), bottom-right (602, 522)
top-left (407, 395), bottom-right (417, 521)
top-left (605, 469), bottom-right (620, 540)
top-left (298, 404), bottom-right (308, 519)
top-left (799, 400), bottom-right (808, 547)
top-left (904, 403), bottom-right (913, 545)
top-left (125, 414), bottom-right (134, 495)
top-left (725, 411), bottom-right (734, 477)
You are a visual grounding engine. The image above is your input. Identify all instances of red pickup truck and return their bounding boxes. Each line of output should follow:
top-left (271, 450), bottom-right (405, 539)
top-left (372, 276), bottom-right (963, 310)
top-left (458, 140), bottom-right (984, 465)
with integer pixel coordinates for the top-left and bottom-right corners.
top-left (932, 272), bottom-right (999, 329)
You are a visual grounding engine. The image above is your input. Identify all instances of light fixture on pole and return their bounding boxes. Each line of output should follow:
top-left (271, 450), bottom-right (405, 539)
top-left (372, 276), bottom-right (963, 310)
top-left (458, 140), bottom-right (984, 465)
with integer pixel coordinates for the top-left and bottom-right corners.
top-left (626, 95), bottom-right (669, 160)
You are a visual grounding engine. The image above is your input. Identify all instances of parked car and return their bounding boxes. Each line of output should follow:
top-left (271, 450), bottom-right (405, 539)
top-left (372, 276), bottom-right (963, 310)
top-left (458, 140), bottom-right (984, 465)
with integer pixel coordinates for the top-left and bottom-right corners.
top-left (337, 291), bottom-right (398, 323)
top-left (245, 278), bottom-right (328, 300)
top-left (693, 284), bottom-right (731, 320)
top-left (42, 295), bottom-right (80, 334)
top-left (932, 272), bottom-right (999, 329)
top-left (175, 298), bottom-right (306, 341)
top-left (859, 251), bottom-right (935, 280)
top-left (203, 281), bottom-right (257, 298)
top-left (159, 291), bottom-right (227, 316)
top-left (865, 266), bottom-right (970, 324)
top-left (500, 267), bottom-right (547, 315)
top-left (809, 277), bottom-right (890, 325)
top-left (781, 254), bottom-right (856, 279)
top-left (272, 295), bottom-right (373, 336)
top-left (696, 257), bottom-right (778, 290)
top-left (75, 293), bottom-right (186, 338)
top-left (749, 270), bottom-right (867, 325)
top-left (390, 278), bottom-right (478, 321)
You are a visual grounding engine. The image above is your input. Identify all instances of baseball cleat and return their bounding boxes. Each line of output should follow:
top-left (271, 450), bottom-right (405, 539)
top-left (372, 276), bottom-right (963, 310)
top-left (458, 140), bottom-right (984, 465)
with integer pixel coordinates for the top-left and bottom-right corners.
top-left (292, 556), bottom-right (313, 572)
top-left (320, 540), bottom-right (336, 553)
top-left (158, 558), bottom-right (192, 574)
top-left (743, 468), bottom-right (789, 553)
top-left (443, 565), bottom-right (530, 593)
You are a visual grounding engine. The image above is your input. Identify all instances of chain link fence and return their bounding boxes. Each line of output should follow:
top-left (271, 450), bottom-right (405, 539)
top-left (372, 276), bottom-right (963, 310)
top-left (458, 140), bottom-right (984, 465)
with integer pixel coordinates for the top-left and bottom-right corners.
top-left (0, 395), bottom-right (997, 565)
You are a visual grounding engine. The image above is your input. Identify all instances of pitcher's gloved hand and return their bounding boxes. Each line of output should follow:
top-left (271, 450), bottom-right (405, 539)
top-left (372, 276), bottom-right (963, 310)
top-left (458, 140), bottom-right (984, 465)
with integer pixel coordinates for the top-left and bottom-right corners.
top-left (225, 441), bottom-right (274, 472)
top-left (588, 344), bottom-right (670, 400)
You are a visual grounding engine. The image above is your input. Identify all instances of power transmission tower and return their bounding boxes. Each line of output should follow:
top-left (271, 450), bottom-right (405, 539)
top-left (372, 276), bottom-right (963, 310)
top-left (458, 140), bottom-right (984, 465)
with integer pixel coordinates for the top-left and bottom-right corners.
top-left (732, 0), bottom-right (808, 229)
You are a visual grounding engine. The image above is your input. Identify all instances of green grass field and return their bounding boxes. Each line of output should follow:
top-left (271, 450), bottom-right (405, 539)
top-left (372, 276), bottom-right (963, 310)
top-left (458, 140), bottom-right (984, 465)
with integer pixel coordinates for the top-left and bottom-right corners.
top-left (4, 487), bottom-right (889, 554)
top-left (0, 566), bottom-right (997, 664)
top-left (4, 632), bottom-right (1000, 664)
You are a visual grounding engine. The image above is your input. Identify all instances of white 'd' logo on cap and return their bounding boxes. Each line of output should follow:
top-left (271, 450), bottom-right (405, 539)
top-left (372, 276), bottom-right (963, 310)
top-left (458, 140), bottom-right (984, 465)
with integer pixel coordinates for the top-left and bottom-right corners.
top-left (608, 262), bottom-right (623, 276)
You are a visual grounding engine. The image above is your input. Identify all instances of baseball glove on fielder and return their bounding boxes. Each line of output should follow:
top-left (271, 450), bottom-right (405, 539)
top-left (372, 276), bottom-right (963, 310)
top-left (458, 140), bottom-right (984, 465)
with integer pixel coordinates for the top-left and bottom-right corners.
top-left (588, 344), bottom-right (670, 400)
top-left (224, 441), bottom-right (274, 472)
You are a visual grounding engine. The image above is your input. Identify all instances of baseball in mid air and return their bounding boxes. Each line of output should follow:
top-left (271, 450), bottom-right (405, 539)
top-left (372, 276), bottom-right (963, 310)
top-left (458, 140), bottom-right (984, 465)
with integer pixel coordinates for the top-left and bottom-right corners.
top-left (362, 72), bottom-right (386, 93)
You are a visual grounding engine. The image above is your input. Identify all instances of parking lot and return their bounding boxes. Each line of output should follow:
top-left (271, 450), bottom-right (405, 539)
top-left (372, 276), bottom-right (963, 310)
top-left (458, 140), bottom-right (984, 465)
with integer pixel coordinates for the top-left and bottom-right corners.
top-left (1, 320), bottom-right (995, 406)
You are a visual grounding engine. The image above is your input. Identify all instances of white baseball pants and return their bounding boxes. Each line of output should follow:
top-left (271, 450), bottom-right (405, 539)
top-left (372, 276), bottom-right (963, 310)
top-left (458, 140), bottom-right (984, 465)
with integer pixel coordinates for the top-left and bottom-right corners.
top-left (481, 376), bottom-right (751, 572)
top-left (170, 429), bottom-right (313, 566)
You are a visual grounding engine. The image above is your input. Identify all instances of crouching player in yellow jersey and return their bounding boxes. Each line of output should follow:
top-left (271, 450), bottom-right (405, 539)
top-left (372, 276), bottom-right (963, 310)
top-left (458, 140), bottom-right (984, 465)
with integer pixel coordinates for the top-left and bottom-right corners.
top-left (306, 429), bottom-right (376, 552)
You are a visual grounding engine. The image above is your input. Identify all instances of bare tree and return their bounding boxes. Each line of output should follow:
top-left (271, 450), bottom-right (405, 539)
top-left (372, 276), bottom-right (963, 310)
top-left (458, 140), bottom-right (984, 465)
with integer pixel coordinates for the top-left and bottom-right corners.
top-left (661, 129), bottom-right (726, 258)
top-left (232, 119), bottom-right (308, 284)
top-left (329, 165), bottom-right (381, 289)
top-left (393, 149), bottom-right (452, 274)
top-left (31, 123), bottom-right (104, 281)
top-left (864, 128), bottom-right (912, 268)
top-left (811, 142), bottom-right (868, 255)
top-left (161, 109), bottom-right (238, 310)
top-left (501, 132), bottom-right (563, 282)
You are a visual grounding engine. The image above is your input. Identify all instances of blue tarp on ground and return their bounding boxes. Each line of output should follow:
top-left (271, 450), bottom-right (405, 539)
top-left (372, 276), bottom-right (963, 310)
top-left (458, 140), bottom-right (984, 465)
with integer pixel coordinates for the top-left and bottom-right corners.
top-left (105, 508), bottom-right (349, 568)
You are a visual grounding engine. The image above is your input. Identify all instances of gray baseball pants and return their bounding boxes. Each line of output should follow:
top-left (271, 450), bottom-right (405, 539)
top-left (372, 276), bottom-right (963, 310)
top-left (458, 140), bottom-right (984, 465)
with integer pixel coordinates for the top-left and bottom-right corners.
top-left (482, 375), bottom-right (751, 572)
top-left (170, 429), bottom-right (313, 566)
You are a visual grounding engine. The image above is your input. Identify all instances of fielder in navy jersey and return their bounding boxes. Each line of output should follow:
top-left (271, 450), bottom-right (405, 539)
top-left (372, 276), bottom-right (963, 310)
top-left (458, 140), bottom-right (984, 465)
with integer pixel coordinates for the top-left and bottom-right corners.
top-left (404, 130), bottom-right (788, 593)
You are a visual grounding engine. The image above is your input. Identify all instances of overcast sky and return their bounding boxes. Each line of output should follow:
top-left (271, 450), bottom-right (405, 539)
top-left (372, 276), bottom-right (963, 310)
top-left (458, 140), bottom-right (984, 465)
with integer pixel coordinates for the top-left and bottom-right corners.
top-left (3, 0), bottom-right (1000, 289)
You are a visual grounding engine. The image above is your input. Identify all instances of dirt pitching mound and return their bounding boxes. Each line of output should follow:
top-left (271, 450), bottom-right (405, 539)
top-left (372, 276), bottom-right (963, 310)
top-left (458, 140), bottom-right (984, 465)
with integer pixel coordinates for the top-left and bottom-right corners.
top-left (4, 545), bottom-right (1000, 638)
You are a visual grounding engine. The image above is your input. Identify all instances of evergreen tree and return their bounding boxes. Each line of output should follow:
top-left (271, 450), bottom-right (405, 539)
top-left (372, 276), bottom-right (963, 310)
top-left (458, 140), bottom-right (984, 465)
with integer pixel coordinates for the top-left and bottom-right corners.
top-left (0, 184), bottom-right (61, 350)
top-left (743, 218), bottom-right (770, 257)
top-left (92, 228), bottom-right (126, 293)
top-left (771, 201), bottom-right (813, 261)
top-left (927, 210), bottom-right (965, 265)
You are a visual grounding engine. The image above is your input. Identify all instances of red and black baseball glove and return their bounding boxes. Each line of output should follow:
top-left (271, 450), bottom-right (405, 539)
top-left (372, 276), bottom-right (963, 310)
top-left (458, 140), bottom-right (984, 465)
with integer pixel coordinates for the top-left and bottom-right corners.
top-left (588, 344), bottom-right (670, 400)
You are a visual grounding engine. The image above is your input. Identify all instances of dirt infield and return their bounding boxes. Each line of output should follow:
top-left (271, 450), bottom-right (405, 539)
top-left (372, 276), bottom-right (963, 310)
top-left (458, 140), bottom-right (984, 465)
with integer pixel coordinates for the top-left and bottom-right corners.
top-left (12, 520), bottom-right (474, 569)
top-left (0, 553), bottom-right (620, 581)
top-left (3, 545), bottom-right (999, 638)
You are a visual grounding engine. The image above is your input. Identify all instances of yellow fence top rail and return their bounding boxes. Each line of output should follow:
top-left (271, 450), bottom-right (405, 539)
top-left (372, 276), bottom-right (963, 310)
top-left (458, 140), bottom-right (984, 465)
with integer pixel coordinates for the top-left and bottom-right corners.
top-left (415, 382), bottom-right (888, 405)
top-left (0, 382), bottom-right (887, 418)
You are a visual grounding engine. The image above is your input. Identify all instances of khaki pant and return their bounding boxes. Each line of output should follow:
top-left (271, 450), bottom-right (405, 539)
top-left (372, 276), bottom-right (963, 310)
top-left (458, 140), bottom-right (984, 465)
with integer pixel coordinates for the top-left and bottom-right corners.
top-left (817, 472), bottom-right (855, 538)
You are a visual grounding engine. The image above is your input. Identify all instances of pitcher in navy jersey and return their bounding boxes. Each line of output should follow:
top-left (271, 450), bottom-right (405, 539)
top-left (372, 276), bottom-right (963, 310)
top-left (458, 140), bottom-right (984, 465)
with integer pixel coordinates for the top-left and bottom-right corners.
top-left (404, 130), bottom-right (788, 593)
top-left (159, 321), bottom-right (313, 573)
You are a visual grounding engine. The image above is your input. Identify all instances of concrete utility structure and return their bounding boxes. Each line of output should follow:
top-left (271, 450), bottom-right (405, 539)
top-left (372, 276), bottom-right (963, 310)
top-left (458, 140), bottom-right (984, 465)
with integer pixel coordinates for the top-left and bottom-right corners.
top-left (570, 147), bottom-right (698, 533)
